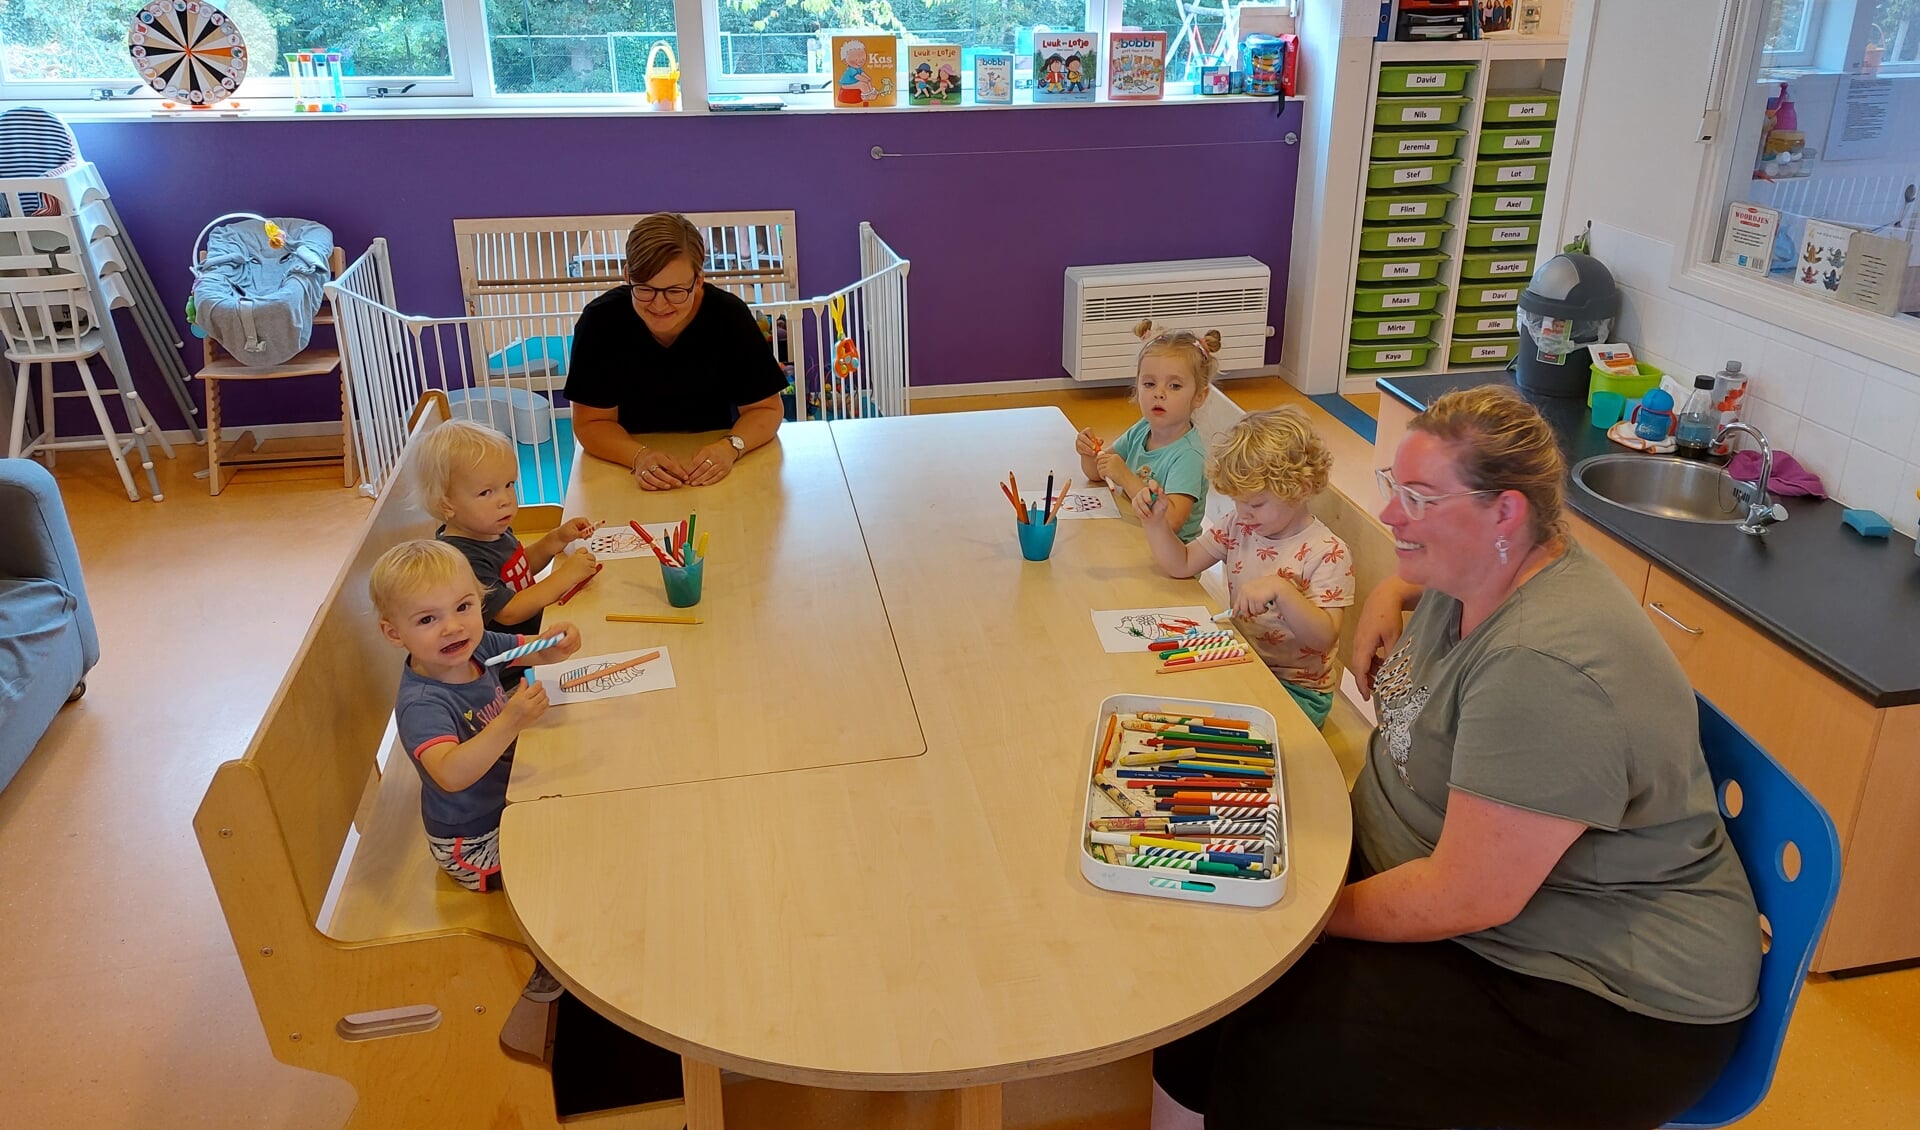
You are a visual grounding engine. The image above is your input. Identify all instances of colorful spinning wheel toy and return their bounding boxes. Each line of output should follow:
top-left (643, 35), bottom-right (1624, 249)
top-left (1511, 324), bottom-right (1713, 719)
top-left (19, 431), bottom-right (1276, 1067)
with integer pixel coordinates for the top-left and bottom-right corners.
top-left (130, 1), bottom-right (249, 107)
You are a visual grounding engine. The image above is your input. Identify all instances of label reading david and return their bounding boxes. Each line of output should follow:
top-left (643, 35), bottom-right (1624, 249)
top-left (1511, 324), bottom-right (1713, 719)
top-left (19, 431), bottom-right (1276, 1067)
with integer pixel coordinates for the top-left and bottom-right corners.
top-left (1387, 202), bottom-right (1429, 217)
top-left (1476, 287), bottom-right (1519, 303)
top-left (1496, 165), bottom-right (1537, 182)
top-left (1405, 72), bottom-right (1447, 87)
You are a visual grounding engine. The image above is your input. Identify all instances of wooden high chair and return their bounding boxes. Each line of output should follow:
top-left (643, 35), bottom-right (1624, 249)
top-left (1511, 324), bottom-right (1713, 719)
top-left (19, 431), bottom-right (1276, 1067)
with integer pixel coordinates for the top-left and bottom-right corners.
top-left (194, 243), bottom-right (356, 495)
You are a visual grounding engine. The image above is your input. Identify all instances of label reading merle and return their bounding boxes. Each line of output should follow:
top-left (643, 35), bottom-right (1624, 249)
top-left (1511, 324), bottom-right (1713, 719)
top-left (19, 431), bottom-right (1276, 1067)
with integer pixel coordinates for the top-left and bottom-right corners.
top-left (1382, 263), bottom-right (1420, 278)
top-left (1387, 202), bottom-right (1429, 217)
top-left (1375, 349), bottom-right (1413, 363)
top-left (1393, 166), bottom-right (1434, 184)
top-left (1503, 133), bottom-right (1544, 150)
top-left (1397, 137), bottom-right (1439, 155)
top-left (1382, 292), bottom-right (1420, 308)
top-left (1401, 106), bottom-right (1441, 122)
top-left (1496, 164), bottom-right (1537, 182)
top-left (1493, 225), bottom-right (1531, 241)
top-left (1495, 195), bottom-right (1534, 212)
top-left (1387, 231), bottom-right (1426, 247)
top-left (1508, 102), bottom-right (1548, 118)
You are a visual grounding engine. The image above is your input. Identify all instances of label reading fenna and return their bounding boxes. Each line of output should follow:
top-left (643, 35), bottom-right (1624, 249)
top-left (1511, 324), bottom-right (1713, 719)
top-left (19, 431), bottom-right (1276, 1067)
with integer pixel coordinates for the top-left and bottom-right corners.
top-left (1383, 263), bottom-right (1419, 278)
top-left (1393, 166), bottom-right (1434, 183)
top-left (1497, 165), bottom-right (1537, 181)
top-left (1402, 106), bottom-right (1440, 122)
top-left (1503, 134), bottom-right (1544, 149)
top-left (1398, 138), bottom-right (1439, 155)
top-left (1387, 232), bottom-right (1425, 247)
top-left (1493, 226), bottom-right (1530, 241)
top-left (1388, 202), bottom-right (1429, 217)
top-left (1383, 292), bottom-right (1420, 308)
top-left (1496, 195), bottom-right (1534, 211)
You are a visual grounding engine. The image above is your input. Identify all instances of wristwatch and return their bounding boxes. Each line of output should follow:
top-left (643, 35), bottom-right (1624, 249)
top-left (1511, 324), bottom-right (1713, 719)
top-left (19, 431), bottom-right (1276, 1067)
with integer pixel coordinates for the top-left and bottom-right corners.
top-left (725, 434), bottom-right (746, 455)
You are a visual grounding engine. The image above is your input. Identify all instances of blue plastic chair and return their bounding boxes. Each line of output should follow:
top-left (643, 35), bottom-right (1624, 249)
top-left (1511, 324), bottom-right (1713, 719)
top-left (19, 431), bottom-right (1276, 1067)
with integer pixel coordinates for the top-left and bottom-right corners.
top-left (1664, 694), bottom-right (1842, 1128)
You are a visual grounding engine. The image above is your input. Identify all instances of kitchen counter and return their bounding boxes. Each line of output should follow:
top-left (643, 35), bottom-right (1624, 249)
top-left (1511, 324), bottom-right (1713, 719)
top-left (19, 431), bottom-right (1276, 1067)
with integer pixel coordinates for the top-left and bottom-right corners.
top-left (1379, 372), bottom-right (1920, 708)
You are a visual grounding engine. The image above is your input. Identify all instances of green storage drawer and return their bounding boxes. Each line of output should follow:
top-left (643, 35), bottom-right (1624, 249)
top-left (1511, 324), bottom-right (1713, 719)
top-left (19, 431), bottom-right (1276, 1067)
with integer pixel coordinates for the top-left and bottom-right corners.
top-left (1481, 88), bottom-right (1560, 124)
top-left (1361, 189), bottom-right (1457, 223)
top-left (1355, 252), bottom-right (1448, 283)
top-left (1448, 337), bottom-right (1519, 366)
top-left (1350, 313), bottom-right (1440, 342)
top-left (1358, 223), bottom-right (1450, 253)
top-left (1369, 129), bottom-right (1465, 160)
top-left (1347, 340), bottom-right (1436, 371)
top-left (1468, 189), bottom-right (1545, 218)
top-left (1464, 219), bottom-right (1541, 248)
top-left (1456, 281), bottom-right (1524, 309)
top-left (1453, 310), bottom-right (1519, 337)
top-left (1460, 250), bottom-right (1536, 281)
top-left (1473, 158), bottom-right (1549, 187)
top-left (1373, 95), bottom-right (1471, 127)
top-left (1479, 126), bottom-right (1557, 156)
top-left (1378, 63), bottom-right (1476, 95)
top-left (1351, 283), bottom-right (1448, 314)
top-left (1365, 158), bottom-right (1462, 190)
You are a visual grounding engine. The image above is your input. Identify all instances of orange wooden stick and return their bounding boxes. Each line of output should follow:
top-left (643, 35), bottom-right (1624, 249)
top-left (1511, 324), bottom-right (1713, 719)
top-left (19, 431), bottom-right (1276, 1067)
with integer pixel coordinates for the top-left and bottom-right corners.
top-left (1154, 655), bottom-right (1254, 674)
top-left (999, 481), bottom-right (1027, 522)
top-left (1046, 479), bottom-right (1075, 523)
top-left (1096, 711), bottom-right (1121, 772)
top-left (558, 650), bottom-right (661, 691)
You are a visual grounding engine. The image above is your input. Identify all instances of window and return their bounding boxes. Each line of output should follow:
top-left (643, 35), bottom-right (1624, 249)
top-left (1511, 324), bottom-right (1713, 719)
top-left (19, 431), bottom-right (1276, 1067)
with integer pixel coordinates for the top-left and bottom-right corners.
top-left (484, 0), bottom-right (678, 96)
top-left (1764, 0), bottom-right (1819, 66)
top-left (1122, 0), bottom-right (1228, 85)
top-left (1870, 0), bottom-right (1920, 71)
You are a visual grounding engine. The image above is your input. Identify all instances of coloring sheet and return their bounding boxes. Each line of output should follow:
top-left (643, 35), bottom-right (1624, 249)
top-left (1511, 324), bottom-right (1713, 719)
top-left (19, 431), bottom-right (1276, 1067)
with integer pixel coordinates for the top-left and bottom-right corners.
top-left (1091, 606), bottom-right (1214, 652)
top-left (531, 647), bottom-right (677, 703)
top-left (1021, 489), bottom-right (1120, 519)
top-left (574, 522), bottom-right (678, 560)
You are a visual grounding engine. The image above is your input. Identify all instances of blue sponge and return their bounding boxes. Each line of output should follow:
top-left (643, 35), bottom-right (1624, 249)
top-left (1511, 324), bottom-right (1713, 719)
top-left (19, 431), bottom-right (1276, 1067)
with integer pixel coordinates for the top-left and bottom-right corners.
top-left (1841, 509), bottom-right (1893, 538)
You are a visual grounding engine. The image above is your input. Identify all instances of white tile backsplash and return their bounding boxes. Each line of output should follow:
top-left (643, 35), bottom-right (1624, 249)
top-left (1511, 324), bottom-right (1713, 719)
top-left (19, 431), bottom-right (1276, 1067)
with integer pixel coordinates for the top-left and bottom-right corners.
top-left (1802, 362), bottom-right (1867, 434)
top-left (1853, 378), bottom-right (1920, 459)
top-left (1792, 420), bottom-right (1852, 487)
top-left (1839, 442), bottom-right (1905, 520)
top-left (1741, 398), bottom-right (1800, 452)
top-left (1756, 343), bottom-right (1811, 415)
top-left (1892, 478), bottom-right (1920, 539)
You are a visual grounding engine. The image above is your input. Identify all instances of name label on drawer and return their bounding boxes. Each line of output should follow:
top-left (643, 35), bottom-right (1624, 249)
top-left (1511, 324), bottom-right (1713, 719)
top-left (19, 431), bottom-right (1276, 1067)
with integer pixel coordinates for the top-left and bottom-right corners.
top-left (1472, 316), bottom-right (1516, 332)
top-left (1396, 137), bottom-right (1440, 155)
top-left (1496, 164), bottom-right (1538, 181)
top-left (1387, 201), bottom-right (1431, 217)
top-left (1475, 287), bottom-right (1520, 303)
top-left (1382, 292), bottom-right (1421, 308)
top-left (1376, 320), bottom-right (1418, 335)
top-left (1470, 344), bottom-right (1510, 360)
top-left (1492, 225), bottom-right (1532, 241)
top-left (1393, 165), bottom-right (1435, 184)
top-left (1405, 72), bottom-right (1448, 87)
top-left (1507, 102), bottom-right (1549, 118)
top-left (1502, 133), bottom-right (1545, 149)
top-left (1382, 262), bottom-right (1421, 278)
top-left (1386, 231), bottom-right (1428, 247)
top-left (1488, 259), bottom-right (1530, 274)
top-left (1495, 195), bottom-right (1535, 212)
top-left (1401, 106), bottom-right (1443, 122)
top-left (1375, 349), bottom-right (1415, 363)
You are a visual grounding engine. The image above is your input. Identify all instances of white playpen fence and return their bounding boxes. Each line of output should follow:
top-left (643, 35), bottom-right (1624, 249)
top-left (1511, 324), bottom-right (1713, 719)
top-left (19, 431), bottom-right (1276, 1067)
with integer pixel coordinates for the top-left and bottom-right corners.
top-left (329, 215), bottom-right (910, 500)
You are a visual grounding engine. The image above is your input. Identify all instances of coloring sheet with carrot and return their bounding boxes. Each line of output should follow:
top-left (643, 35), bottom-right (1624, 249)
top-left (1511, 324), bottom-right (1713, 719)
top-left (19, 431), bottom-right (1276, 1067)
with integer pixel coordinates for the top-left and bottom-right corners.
top-left (530, 647), bottom-right (677, 703)
top-left (1090, 606), bottom-right (1214, 652)
top-left (576, 522), bottom-right (679, 561)
top-left (1021, 489), bottom-right (1119, 519)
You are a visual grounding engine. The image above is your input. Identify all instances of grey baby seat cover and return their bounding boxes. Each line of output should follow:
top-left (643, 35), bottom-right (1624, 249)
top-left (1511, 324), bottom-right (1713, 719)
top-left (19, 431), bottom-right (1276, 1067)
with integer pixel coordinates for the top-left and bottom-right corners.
top-left (192, 217), bottom-right (333, 367)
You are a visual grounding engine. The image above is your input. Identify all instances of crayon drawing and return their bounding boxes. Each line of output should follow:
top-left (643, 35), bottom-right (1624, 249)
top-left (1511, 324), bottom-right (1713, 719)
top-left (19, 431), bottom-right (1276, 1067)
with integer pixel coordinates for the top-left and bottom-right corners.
top-left (580, 521), bottom-right (677, 560)
top-left (1091, 606), bottom-right (1214, 652)
top-left (1022, 490), bottom-right (1119, 519)
top-left (532, 647), bottom-right (678, 703)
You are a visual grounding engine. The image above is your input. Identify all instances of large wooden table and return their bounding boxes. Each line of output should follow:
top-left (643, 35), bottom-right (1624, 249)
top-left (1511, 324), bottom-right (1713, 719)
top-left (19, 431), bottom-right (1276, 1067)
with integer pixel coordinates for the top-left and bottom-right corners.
top-left (501, 409), bottom-right (1352, 1128)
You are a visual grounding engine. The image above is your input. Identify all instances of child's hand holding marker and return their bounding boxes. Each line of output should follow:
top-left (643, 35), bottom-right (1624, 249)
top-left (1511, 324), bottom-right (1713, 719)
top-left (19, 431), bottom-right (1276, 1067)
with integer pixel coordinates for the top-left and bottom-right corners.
top-left (1074, 427), bottom-right (1104, 458)
top-left (537, 622), bottom-right (583, 664)
top-left (1094, 450), bottom-right (1130, 488)
top-left (500, 680), bottom-right (550, 729)
top-left (1232, 574), bottom-right (1292, 621)
top-left (555, 546), bottom-right (600, 585)
top-left (554, 517), bottom-right (598, 544)
top-left (1131, 472), bottom-right (1168, 523)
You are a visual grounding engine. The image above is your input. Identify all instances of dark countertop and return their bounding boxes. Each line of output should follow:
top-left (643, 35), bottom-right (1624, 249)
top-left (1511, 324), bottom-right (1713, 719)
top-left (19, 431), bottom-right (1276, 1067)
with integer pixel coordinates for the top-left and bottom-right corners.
top-left (1379, 372), bottom-right (1920, 709)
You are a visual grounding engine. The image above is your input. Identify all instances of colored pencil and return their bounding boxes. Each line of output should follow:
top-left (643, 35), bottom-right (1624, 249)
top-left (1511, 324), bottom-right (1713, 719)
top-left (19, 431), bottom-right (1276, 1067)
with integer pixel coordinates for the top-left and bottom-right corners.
top-left (999, 481), bottom-right (1026, 522)
top-left (605, 613), bottom-right (702, 625)
top-left (1044, 471), bottom-right (1053, 519)
top-left (556, 562), bottom-right (603, 605)
top-left (558, 650), bottom-right (661, 692)
top-left (694, 530), bottom-right (710, 561)
top-left (627, 520), bottom-right (676, 566)
top-left (1139, 712), bottom-right (1251, 730)
top-left (483, 633), bottom-right (566, 667)
top-left (1045, 479), bottom-right (1073, 523)
top-left (1155, 655), bottom-right (1254, 674)
top-left (686, 511), bottom-right (697, 547)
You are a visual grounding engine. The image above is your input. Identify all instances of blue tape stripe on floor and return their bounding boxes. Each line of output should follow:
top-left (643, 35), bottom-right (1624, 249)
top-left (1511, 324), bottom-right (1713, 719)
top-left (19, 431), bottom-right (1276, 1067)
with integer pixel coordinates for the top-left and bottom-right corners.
top-left (1309, 394), bottom-right (1376, 444)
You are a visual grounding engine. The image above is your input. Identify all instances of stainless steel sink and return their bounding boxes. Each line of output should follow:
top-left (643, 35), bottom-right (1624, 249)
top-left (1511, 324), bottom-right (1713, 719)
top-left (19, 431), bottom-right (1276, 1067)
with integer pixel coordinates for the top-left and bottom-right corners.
top-left (1572, 454), bottom-right (1748, 525)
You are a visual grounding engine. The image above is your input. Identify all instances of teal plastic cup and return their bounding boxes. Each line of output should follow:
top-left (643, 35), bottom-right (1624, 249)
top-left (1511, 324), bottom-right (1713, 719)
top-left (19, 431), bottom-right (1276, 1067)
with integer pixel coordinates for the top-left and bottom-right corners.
top-left (1590, 390), bottom-right (1626, 429)
top-left (1017, 508), bottom-right (1057, 561)
top-left (660, 556), bottom-right (705, 607)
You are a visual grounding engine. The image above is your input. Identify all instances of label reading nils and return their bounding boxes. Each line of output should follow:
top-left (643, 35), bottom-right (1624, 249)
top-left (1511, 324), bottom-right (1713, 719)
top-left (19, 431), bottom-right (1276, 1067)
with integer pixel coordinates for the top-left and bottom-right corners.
top-left (1401, 106), bottom-right (1441, 122)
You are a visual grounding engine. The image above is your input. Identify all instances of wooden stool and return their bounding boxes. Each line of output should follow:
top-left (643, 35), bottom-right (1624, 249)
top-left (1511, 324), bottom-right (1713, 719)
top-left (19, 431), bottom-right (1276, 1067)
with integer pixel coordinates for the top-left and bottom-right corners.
top-left (195, 244), bottom-right (356, 495)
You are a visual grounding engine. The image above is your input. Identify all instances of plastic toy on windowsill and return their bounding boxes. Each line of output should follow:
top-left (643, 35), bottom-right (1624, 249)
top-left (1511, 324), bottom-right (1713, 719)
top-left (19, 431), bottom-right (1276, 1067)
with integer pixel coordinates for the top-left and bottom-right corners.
top-left (287, 49), bottom-right (350, 113)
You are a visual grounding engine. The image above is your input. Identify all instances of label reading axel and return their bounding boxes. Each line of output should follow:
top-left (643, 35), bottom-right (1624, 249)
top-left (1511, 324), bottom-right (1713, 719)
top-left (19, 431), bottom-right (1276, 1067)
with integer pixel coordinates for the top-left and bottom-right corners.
top-left (1495, 195), bottom-right (1534, 212)
top-left (1401, 106), bottom-right (1441, 122)
top-left (1497, 165), bottom-right (1537, 182)
top-left (1393, 166), bottom-right (1434, 184)
top-left (1397, 138), bottom-right (1439, 155)
top-left (1387, 232), bottom-right (1426, 247)
top-left (1502, 134), bottom-right (1544, 150)
top-left (1387, 202), bottom-right (1429, 217)
top-left (1492, 226), bottom-right (1530, 241)
top-left (1382, 292), bottom-right (1420, 308)
top-left (1382, 263), bottom-right (1419, 278)
top-left (1375, 349), bottom-right (1413, 363)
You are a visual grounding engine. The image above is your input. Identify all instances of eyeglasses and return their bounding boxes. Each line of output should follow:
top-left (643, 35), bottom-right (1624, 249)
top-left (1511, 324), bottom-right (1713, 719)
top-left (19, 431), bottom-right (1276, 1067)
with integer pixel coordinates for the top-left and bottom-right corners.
top-left (631, 282), bottom-right (698, 306)
top-left (1375, 468), bottom-right (1499, 520)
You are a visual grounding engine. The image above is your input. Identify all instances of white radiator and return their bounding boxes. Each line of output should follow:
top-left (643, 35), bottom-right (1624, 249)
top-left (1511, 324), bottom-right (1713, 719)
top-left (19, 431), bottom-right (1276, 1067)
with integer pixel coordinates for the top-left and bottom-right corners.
top-left (1063, 257), bottom-right (1272, 382)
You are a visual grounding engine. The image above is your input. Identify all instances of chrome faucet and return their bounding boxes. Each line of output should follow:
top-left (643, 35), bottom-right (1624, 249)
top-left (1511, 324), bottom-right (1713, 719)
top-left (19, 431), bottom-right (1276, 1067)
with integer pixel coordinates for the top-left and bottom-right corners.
top-left (1714, 422), bottom-right (1788, 536)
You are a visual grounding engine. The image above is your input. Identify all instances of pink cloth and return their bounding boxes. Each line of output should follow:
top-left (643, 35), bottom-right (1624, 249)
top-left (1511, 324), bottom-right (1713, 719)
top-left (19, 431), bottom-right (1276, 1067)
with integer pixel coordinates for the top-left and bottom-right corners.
top-left (1727, 450), bottom-right (1826, 497)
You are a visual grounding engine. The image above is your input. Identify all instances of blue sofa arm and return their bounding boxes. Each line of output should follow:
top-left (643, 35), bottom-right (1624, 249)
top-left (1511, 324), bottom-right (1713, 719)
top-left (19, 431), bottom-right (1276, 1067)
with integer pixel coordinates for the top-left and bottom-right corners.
top-left (0, 459), bottom-right (99, 672)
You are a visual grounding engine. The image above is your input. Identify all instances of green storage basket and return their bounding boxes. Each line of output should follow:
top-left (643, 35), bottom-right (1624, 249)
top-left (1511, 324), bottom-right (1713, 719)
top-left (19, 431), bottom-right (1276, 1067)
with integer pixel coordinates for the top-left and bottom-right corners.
top-left (1347, 340), bottom-right (1436, 371)
top-left (1358, 223), bottom-right (1451, 253)
top-left (1464, 219), bottom-right (1542, 248)
top-left (1350, 313), bottom-right (1440, 342)
top-left (1453, 310), bottom-right (1519, 337)
top-left (1351, 283), bottom-right (1448, 314)
top-left (1468, 189), bottom-right (1545, 218)
top-left (1588, 363), bottom-right (1664, 405)
top-left (1449, 337), bottom-right (1519, 366)
top-left (1456, 282), bottom-right (1524, 309)
top-left (1473, 158), bottom-right (1549, 187)
top-left (1369, 129), bottom-right (1465, 160)
top-left (1366, 158), bottom-right (1462, 190)
top-left (1355, 252), bottom-right (1449, 283)
top-left (1372, 95), bottom-right (1471, 127)
top-left (1378, 63), bottom-right (1476, 95)
top-left (1459, 250), bottom-right (1536, 281)
top-left (1361, 189), bottom-right (1457, 223)
top-left (1481, 88), bottom-right (1560, 124)
top-left (1479, 126), bottom-right (1557, 156)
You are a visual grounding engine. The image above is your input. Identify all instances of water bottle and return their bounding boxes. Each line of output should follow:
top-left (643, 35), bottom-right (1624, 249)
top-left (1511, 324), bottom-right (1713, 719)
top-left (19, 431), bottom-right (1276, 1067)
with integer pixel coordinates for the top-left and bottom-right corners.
top-left (1674, 375), bottom-right (1718, 458)
top-left (1710, 360), bottom-right (1748, 455)
top-left (1632, 388), bottom-right (1676, 443)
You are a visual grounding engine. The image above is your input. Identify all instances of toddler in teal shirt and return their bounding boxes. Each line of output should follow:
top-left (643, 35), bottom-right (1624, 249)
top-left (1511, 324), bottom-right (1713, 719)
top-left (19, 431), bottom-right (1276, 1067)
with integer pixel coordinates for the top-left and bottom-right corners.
top-left (1076, 326), bottom-right (1218, 542)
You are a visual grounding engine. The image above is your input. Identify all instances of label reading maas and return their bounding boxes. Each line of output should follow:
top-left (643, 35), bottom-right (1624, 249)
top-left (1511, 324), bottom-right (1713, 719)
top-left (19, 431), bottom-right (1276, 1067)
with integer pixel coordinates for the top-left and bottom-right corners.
top-left (1387, 201), bottom-right (1430, 218)
top-left (1382, 292), bottom-right (1421, 308)
top-left (1496, 164), bottom-right (1537, 182)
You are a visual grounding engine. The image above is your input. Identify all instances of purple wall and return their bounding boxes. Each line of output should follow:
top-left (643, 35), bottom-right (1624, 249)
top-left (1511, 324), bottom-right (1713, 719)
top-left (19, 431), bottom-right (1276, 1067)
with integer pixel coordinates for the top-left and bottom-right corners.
top-left (74, 101), bottom-right (1299, 430)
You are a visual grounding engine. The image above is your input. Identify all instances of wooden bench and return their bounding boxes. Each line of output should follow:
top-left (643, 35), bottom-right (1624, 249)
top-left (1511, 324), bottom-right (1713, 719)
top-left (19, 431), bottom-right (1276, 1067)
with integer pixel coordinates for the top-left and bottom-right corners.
top-left (194, 397), bottom-right (687, 1129)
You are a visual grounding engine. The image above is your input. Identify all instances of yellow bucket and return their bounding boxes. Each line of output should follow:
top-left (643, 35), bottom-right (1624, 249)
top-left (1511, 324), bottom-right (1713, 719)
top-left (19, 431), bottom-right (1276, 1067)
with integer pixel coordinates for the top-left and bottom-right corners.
top-left (645, 41), bottom-right (679, 111)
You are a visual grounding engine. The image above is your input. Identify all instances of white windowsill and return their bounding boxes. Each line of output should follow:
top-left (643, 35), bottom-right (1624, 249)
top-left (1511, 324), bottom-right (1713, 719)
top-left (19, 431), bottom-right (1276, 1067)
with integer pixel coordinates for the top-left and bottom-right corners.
top-left (1671, 258), bottom-right (1920, 376)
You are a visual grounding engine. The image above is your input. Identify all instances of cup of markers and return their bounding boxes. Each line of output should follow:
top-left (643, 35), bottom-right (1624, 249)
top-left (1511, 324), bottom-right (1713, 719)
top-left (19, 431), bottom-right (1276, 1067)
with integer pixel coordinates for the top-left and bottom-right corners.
top-left (1000, 470), bottom-right (1072, 563)
top-left (628, 516), bottom-right (709, 608)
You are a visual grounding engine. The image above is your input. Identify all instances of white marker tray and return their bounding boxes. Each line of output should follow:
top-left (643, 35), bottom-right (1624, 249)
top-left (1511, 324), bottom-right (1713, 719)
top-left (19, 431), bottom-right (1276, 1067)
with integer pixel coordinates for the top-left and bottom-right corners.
top-left (1079, 693), bottom-right (1289, 907)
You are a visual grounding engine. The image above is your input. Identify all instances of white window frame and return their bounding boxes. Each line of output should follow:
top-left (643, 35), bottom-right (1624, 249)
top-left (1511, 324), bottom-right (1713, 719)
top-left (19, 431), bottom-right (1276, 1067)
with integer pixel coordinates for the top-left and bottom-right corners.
top-left (1673, 0), bottom-right (1920, 376)
top-left (1763, 0), bottom-right (1823, 66)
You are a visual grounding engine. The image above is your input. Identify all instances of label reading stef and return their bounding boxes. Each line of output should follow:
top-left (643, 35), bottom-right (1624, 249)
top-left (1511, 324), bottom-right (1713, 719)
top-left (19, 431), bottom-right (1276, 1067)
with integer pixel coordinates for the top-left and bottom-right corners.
top-left (1388, 202), bottom-right (1429, 217)
top-left (1496, 165), bottom-right (1537, 182)
top-left (1393, 166), bottom-right (1434, 184)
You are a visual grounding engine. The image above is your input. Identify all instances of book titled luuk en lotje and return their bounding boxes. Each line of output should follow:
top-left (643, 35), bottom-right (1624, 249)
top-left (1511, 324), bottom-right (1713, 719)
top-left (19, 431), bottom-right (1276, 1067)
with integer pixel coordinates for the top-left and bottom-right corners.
top-left (906, 43), bottom-right (962, 106)
top-left (1107, 30), bottom-right (1167, 101)
top-left (1033, 32), bottom-right (1098, 103)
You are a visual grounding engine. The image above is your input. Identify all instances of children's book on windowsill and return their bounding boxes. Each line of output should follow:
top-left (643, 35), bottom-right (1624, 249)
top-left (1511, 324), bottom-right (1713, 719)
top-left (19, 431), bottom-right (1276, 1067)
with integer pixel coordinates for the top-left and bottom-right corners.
top-left (1033, 32), bottom-right (1099, 103)
top-left (831, 33), bottom-right (898, 108)
top-left (907, 43), bottom-right (963, 106)
top-left (1107, 30), bottom-right (1167, 101)
top-left (972, 49), bottom-right (1013, 104)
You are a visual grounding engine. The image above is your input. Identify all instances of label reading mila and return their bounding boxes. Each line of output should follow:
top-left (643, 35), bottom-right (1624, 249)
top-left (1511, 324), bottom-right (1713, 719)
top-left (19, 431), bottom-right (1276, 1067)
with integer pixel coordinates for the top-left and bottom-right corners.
top-left (1393, 166), bottom-right (1434, 184)
top-left (1382, 263), bottom-right (1420, 278)
top-left (1387, 202), bottom-right (1429, 217)
top-left (1496, 164), bottom-right (1537, 182)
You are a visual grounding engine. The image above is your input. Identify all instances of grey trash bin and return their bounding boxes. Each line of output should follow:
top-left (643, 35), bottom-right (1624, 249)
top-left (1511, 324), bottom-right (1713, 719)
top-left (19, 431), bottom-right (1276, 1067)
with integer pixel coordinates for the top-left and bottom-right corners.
top-left (1515, 253), bottom-right (1618, 398)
